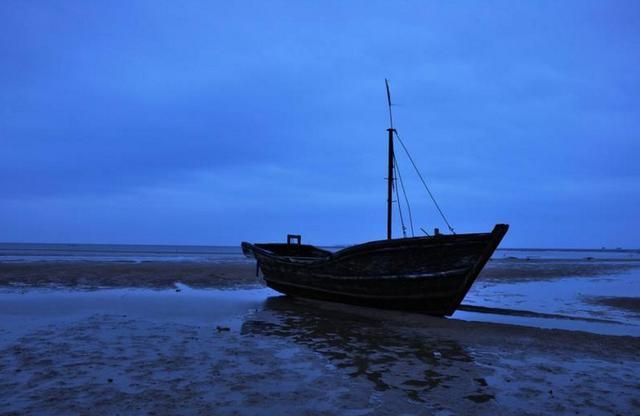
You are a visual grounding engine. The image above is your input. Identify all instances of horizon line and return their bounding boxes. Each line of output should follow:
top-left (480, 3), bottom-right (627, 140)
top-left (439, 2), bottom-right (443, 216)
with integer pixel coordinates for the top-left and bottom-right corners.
top-left (0, 241), bottom-right (638, 252)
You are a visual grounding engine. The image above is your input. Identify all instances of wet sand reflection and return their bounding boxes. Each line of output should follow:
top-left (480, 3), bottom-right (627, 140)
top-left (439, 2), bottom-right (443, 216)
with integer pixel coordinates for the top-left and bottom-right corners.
top-left (243, 296), bottom-right (495, 404)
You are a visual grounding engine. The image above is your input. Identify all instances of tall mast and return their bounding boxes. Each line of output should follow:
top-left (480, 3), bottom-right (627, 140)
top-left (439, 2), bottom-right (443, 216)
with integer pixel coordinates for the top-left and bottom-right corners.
top-left (385, 79), bottom-right (395, 240)
top-left (387, 127), bottom-right (394, 240)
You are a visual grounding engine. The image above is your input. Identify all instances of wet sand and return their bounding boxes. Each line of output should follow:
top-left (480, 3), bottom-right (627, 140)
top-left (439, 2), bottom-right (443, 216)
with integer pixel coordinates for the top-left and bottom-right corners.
top-left (587, 296), bottom-right (640, 315)
top-left (0, 261), bottom-right (258, 289)
top-left (480, 258), bottom-right (639, 282)
top-left (1, 259), bottom-right (639, 415)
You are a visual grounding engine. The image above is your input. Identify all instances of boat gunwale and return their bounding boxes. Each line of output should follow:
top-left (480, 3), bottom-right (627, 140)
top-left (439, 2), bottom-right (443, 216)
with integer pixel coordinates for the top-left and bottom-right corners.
top-left (242, 224), bottom-right (507, 268)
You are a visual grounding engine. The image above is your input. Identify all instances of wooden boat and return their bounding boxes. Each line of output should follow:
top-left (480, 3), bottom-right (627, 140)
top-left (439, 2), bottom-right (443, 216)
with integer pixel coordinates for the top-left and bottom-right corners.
top-left (241, 81), bottom-right (508, 316)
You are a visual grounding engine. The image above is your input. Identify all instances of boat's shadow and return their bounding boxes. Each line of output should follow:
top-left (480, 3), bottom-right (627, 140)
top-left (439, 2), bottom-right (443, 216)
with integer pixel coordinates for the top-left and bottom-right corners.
top-left (241, 296), bottom-right (494, 404)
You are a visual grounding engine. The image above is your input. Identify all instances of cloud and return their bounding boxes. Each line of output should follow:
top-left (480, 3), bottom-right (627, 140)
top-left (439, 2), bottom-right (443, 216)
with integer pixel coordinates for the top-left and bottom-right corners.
top-left (1, 0), bottom-right (639, 246)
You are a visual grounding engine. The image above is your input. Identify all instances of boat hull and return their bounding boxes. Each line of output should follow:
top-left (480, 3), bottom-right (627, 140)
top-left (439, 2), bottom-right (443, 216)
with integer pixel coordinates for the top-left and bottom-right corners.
top-left (242, 224), bottom-right (508, 316)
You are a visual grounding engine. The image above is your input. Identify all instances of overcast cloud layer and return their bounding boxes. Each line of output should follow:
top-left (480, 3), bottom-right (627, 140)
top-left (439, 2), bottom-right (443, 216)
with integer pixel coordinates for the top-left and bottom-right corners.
top-left (1, 1), bottom-right (639, 247)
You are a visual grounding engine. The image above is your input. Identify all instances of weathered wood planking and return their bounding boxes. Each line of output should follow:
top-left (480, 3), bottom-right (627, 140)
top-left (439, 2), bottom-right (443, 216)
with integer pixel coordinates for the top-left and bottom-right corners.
top-left (241, 224), bottom-right (508, 316)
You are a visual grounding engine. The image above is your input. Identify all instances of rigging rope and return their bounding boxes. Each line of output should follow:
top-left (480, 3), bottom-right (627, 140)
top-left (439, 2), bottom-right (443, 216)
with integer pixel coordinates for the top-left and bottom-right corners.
top-left (394, 130), bottom-right (456, 234)
top-left (393, 154), bottom-right (415, 237)
top-left (392, 164), bottom-right (407, 238)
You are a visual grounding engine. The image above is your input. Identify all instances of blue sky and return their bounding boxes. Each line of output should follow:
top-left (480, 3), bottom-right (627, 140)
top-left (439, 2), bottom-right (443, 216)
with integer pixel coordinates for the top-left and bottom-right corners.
top-left (1, 1), bottom-right (639, 247)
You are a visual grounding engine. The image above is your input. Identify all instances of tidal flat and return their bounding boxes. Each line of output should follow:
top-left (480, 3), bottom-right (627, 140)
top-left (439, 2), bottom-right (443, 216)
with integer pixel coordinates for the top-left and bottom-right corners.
top-left (1, 253), bottom-right (639, 415)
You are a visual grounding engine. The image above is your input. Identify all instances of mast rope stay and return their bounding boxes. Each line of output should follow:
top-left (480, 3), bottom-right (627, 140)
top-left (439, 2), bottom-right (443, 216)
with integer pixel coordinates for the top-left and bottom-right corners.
top-left (393, 162), bottom-right (408, 238)
top-left (394, 130), bottom-right (456, 234)
top-left (393, 154), bottom-right (415, 237)
top-left (385, 78), bottom-right (455, 236)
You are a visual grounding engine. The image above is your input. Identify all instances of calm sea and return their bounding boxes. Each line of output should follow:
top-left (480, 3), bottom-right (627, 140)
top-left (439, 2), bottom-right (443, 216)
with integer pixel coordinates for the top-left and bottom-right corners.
top-left (0, 243), bottom-right (638, 263)
top-left (0, 243), bottom-right (245, 263)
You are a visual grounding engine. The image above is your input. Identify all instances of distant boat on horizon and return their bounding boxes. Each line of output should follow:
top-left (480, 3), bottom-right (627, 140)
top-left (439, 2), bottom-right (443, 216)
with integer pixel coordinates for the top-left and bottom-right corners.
top-left (242, 81), bottom-right (508, 316)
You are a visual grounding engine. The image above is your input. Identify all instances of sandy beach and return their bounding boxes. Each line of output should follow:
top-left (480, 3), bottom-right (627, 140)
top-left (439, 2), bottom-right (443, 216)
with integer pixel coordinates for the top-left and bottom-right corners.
top-left (0, 261), bottom-right (258, 289)
top-left (1, 255), bottom-right (639, 415)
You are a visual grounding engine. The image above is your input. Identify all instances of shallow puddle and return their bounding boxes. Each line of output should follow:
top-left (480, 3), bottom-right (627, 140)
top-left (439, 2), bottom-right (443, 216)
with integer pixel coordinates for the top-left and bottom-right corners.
top-left (461, 267), bottom-right (640, 336)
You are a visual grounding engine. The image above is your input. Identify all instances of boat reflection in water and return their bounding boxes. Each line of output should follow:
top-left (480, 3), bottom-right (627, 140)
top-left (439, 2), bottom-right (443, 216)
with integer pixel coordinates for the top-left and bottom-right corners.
top-left (242, 295), bottom-right (495, 405)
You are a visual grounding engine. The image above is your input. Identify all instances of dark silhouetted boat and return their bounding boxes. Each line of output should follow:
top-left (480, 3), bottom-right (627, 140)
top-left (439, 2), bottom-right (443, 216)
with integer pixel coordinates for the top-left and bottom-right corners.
top-left (241, 81), bottom-right (508, 316)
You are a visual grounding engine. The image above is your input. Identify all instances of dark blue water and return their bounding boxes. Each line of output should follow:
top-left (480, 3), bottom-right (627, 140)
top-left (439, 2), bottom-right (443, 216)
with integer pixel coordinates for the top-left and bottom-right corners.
top-left (2, 242), bottom-right (638, 263)
top-left (0, 243), bottom-right (244, 263)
